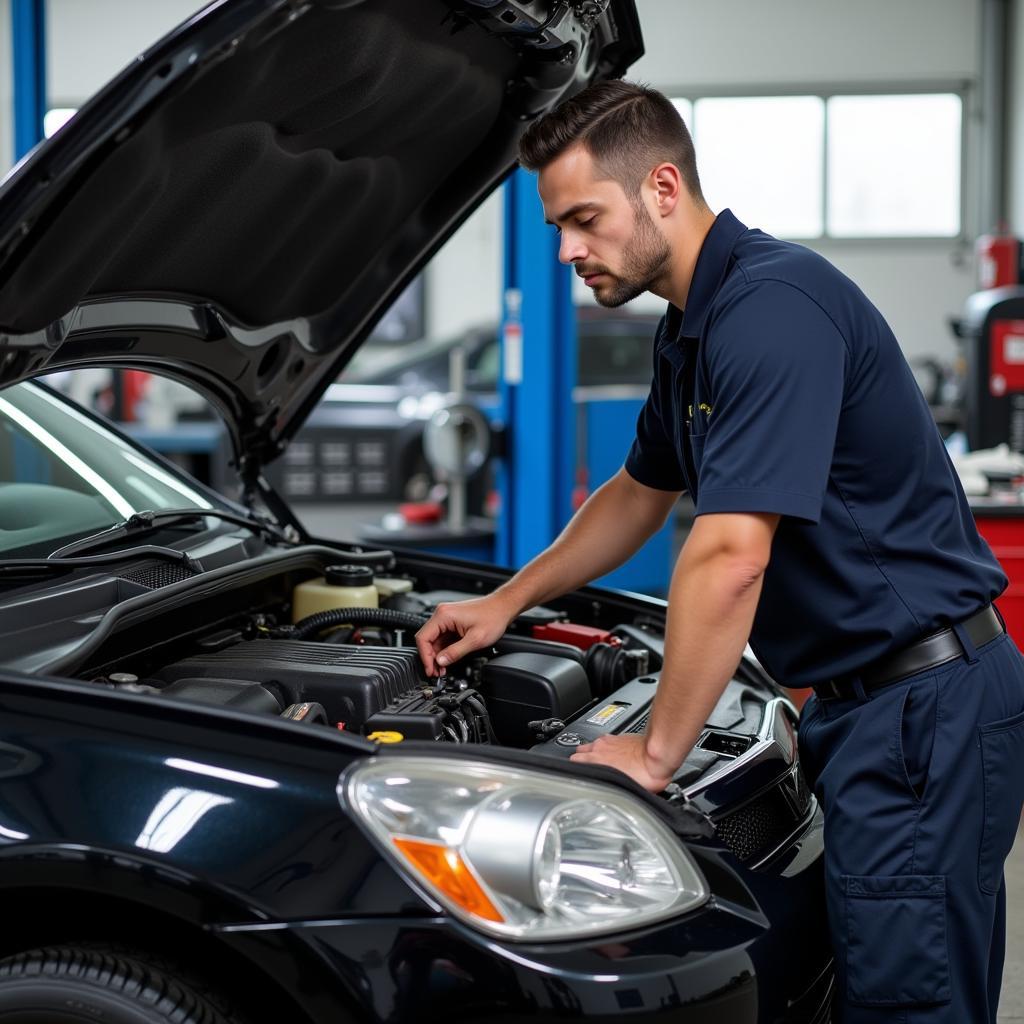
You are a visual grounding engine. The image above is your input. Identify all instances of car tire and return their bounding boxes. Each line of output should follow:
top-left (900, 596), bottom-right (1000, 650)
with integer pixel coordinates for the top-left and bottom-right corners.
top-left (0, 945), bottom-right (248, 1024)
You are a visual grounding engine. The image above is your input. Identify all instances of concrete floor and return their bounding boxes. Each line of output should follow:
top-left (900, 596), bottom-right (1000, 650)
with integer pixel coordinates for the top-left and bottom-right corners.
top-left (1002, 827), bottom-right (1024, 1020)
top-left (296, 502), bottom-right (1024, 1019)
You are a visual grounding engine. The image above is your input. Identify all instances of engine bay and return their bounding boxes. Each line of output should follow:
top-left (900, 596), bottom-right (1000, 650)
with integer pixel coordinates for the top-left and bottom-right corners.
top-left (64, 550), bottom-right (792, 796)
top-left (0, 539), bottom-right (813, 861)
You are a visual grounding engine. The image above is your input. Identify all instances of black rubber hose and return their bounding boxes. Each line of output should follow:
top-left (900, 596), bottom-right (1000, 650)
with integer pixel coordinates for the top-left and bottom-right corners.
top-left (290, 606), bottom-right (429, 640)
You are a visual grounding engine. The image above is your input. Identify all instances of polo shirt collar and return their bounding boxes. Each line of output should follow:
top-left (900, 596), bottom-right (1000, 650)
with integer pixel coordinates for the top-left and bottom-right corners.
top-left (678, 208), bottom-right (748, 339)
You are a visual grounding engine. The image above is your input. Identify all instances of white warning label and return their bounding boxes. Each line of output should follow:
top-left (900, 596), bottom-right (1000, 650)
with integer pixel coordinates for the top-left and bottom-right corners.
top-left (586, 702), bottom-right (630, 726)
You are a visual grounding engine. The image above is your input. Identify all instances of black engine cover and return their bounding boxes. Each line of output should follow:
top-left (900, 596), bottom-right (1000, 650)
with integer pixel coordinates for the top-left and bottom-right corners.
top-left (156, 640), bottom-right (424, 729)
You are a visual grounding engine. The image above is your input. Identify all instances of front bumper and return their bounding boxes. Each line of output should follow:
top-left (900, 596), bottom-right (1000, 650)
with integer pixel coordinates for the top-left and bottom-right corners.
top-left (217, 806), bottom-right (831, 1023)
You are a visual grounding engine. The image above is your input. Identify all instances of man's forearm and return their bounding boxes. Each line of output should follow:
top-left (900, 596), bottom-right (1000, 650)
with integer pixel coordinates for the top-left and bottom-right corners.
top-left (642, 527), bottom-right (769, 777)
top-left (492, 469), bottom-right (680, 616)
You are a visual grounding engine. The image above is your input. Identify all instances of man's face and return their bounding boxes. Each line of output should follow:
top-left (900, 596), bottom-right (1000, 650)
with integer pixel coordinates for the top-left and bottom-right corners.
top-left (538, 144), bottom-right (670, 307)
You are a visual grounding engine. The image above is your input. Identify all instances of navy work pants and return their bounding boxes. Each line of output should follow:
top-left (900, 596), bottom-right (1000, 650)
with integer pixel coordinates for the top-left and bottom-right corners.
top-left (797, 627), bottom-right (1024, 1022)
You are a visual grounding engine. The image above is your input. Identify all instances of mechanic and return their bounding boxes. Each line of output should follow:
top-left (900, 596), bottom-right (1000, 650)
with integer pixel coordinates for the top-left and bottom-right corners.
top-left (415, 80), bottom-right (1024, 1023)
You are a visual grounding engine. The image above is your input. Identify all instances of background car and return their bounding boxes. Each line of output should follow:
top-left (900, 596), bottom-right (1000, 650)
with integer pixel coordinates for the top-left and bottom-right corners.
top-left (266, 309), bottom-right (662, 506)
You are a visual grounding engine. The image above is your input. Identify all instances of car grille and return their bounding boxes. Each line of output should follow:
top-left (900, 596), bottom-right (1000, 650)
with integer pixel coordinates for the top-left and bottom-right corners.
top-left (120, 562), bottom-right (196, 589)
top-left (713, 764), bottom-right (813, 863)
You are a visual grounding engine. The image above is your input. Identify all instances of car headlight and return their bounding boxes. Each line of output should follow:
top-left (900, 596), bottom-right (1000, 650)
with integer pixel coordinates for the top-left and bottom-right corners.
top-left (341, 757), bottom-right (708, 941)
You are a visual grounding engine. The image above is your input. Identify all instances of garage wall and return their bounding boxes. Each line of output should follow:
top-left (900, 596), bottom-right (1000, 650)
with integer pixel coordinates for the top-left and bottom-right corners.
top-left (427, 192), bottom-right (504, 344)
top-left (46, 0), bottom-right (202, 105)
top-left (432, 0), bottom-right (984, 359)
top-left (1007, 0), bottom-right (1024, 237)
top-left (632, 0), bottom-right (979, 87)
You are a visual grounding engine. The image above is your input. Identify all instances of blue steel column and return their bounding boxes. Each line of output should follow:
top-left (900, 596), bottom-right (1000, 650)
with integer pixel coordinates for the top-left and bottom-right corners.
top-left (11, 0), bottom-right (46, 160)
top-left (496, 169), bottom-right (576, 568)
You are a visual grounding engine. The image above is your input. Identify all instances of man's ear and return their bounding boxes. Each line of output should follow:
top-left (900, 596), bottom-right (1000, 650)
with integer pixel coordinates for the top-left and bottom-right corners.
top-left (649, 162), bottom-right (682, 217)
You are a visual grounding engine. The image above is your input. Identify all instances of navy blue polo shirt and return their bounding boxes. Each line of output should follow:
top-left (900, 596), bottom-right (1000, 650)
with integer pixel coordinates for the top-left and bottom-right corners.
top-left (625, 209), bottom-right (1007, 687)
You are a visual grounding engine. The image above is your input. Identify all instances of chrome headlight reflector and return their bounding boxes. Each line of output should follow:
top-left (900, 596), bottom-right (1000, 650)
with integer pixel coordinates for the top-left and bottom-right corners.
top-left (342, 757), bottom-right (708, 941)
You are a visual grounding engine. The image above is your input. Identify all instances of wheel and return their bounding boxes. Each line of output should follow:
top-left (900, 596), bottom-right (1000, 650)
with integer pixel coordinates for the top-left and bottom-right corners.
top-left (0, 945), bottom-right (248, 1023)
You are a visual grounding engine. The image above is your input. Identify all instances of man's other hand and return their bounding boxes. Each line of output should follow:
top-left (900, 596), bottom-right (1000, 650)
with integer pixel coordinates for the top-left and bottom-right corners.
top-left (570, 734), bottom-right (676, 793)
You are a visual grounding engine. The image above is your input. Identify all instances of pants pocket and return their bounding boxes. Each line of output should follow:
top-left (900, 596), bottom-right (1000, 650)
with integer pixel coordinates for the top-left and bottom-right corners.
top-left (978, 707), bottom-right (1024, 894)
top-left (843, 874), bottom-right (951, 1006)
top-left (895, 675), bottom-right (938, 801)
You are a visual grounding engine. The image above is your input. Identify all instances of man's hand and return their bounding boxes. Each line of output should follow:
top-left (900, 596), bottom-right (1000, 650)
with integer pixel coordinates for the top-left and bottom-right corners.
top-left (415, 594), bottom-right (516, 676)
top-left (570, 734), bottom-right (676, 794)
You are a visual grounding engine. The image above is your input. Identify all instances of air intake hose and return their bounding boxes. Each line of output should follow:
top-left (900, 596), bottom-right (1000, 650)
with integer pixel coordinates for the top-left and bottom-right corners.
top-left (290, 606), bottom-right (430, 641)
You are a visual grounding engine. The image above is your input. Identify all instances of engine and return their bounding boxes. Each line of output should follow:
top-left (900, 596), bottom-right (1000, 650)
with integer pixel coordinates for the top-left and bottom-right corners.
top-left (98, 582), bottom-right (663, 751)
top-left (154, 640), bottom-right (496, 742)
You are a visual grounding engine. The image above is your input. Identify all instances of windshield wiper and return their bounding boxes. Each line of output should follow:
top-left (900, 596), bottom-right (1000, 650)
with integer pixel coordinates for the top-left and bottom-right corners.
top-left (0, 545), bottom-right (201, 581)
top-left (48, 507), bottom-right (292, 560)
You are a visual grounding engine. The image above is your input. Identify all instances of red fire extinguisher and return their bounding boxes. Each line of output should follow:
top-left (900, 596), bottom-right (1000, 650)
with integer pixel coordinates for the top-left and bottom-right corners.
top-left (976, 225), bottom-right (1022, 290)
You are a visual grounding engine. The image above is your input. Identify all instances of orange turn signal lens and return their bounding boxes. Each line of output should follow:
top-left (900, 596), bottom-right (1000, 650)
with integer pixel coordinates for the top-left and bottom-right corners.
top-left (392, 837), bottom-right (504, 923)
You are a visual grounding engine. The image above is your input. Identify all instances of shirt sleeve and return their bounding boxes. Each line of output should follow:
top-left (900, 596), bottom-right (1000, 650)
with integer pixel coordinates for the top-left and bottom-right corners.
top-left (623, 318), bottom-right (687, 491)
top-left (624, 389), bottom-right (687, 491)
top-left (695, 280), bottom-right (848, 523)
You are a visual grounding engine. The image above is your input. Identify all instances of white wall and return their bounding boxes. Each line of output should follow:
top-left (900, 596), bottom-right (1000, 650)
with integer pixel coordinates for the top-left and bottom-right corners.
top-left (632, 0), bottom-right (979, 88)
top-left (427, 192), bottom-right (504, 342)
top-left (1008, 0), bottom-right (1024, 237)
top-left (0, 2), bottom-right (11, 174)
top-left (47, 0), bottom-right (203, 105)
top-left (432, 0), bottom-right (983, 359)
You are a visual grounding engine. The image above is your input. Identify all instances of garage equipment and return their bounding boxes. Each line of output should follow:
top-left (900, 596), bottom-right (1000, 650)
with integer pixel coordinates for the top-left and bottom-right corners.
top-left (972, 507), bottom-right (1024, 649)
top-left (360, 344), bottom-right (496, 560)
top-left (956, 286), bottom-right (1024, 452)
top-left (976, 228), bottom-right (1023, 290)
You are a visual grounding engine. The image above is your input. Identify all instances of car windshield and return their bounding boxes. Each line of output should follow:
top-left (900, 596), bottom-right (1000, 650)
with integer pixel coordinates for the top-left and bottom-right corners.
top-left (0, 381), bottom-right (216, 558)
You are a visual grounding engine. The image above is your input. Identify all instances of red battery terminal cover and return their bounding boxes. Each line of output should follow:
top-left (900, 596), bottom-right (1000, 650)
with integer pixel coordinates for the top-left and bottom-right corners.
top-left (531, 623), bottom-right (622, 651)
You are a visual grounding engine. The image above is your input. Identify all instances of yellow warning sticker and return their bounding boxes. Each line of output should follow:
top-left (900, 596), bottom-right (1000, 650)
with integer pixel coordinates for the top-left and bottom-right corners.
top-left (586, 703), bottom-right (630, 726)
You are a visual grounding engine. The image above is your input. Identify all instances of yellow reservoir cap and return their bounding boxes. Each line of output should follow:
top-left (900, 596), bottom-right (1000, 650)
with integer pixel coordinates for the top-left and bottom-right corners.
top-left (367, 730), bottom-right (404, 744)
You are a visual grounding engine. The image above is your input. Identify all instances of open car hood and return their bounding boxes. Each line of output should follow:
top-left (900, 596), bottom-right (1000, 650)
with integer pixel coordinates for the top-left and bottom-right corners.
top-left (0, 0), bottom-right (641, 482)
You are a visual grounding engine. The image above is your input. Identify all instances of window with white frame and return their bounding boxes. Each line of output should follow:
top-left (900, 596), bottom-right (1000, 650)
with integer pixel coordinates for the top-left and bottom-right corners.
top-left (671, 92), bottom-right (962, 240)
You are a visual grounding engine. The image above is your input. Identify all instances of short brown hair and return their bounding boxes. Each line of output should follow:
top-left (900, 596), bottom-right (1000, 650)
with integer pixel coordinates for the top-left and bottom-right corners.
top-left (518, 80), bottom-right (705, 204)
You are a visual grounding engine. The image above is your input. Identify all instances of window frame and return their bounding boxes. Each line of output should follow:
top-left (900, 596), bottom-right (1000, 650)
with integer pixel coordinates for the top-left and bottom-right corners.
top-left (669, 82), bottom-right (970, 245)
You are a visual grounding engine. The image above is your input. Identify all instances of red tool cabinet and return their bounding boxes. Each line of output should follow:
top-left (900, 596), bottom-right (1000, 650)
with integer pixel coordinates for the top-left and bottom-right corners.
top-left (973, 503), bottom-right (1024, 647)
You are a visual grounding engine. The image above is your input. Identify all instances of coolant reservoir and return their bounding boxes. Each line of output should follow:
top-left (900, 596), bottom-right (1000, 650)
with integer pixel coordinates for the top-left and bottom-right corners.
top-left (292, 564), bottom-right (378, 623)
top-left (373, 577), bottom-right (414, 600)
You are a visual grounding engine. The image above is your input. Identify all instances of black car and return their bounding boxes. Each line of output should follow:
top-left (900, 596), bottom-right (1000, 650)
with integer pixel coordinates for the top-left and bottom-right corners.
top-left (342, 310), bottom-right (659, 394)
top-left (0, 2), bottom-right (832, 1022)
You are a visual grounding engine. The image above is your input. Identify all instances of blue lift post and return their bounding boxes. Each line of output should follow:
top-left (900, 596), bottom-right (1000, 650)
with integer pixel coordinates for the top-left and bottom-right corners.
top-left (497, 169), bottom-right (577, 569)
top-left (497, 168), bottom-right (672, 595)
top-left (11, 0), bottom-right (46, 161)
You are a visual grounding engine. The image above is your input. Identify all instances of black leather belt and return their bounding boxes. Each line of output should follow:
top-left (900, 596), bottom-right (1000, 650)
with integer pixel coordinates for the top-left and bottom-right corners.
top-left (813, 605), bottom-right (1004, 702)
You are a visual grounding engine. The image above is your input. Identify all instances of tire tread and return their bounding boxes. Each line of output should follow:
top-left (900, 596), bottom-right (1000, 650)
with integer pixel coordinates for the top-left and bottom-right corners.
top-left (0, 943), bottom-right (249, 1024)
